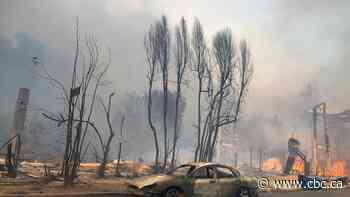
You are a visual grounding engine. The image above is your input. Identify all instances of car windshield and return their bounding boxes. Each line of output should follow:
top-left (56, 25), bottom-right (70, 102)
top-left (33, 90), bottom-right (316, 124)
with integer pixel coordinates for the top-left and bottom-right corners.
top-left (167, 165), bottom-right (195, 176)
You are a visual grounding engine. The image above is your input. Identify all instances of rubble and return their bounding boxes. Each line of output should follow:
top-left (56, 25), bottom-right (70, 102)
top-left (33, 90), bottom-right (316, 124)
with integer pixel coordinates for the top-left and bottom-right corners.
top-left (79, 160), bottom-right (153, 177)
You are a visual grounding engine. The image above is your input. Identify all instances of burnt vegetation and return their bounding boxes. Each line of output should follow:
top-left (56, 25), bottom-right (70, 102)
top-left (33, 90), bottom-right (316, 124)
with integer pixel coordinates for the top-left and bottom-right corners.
top-left (144, 16), bottom-right (253, 166)
top-left (1, 15), bottom-right (253, 188)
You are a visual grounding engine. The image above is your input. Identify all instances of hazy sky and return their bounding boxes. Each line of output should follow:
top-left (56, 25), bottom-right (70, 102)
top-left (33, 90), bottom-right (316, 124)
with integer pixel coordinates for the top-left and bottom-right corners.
top-left (1, 0), bottom-right (349, 159)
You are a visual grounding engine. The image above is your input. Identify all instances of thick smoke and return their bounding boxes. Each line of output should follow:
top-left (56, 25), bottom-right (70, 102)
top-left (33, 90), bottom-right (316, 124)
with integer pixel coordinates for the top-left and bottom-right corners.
top-left (1, 0), bottom-right (350, 164)
top-left (237, 0), bottom-right (350, 161)
top-left (0, 32), bottom-right (47, 145)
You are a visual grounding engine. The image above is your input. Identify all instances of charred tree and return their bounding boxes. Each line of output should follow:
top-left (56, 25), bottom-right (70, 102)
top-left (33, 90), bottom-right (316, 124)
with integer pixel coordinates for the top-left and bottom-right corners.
top-left (171, 17), bottom-right (189, 167)
top-left (115, 115), bottom-right (125, 176)
top-left (144, 23), bottom-right (160, 171)
top-left (97, 92), bottom-right (116, 178)
top-left (34, 19), bottom-right (112, 187)
top-left (208, 29), bottom-right (236, 161)
top-left (191, 19), bottom-right (209, 162)
top-left (156, 16), bottom-right (171, 170)
top-left (195, 28), bottom-right (253, 162)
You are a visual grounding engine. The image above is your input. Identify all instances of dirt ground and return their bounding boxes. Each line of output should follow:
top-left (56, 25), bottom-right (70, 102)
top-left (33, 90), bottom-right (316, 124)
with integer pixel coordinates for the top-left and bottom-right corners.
top-left (1, 180), bottom-right (350, 197)
top-left (0, 160), bottom-right (153, 196)
top-left (0, 177), bottom-right (129, 196)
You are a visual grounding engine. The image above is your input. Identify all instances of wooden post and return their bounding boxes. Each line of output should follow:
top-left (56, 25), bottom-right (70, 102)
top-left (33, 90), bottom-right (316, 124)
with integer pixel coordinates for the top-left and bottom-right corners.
top-left (259, 149), bottom-right (263, 171)
top-left (234, 152), bottom-right (238, 168)
top-left (249, 147), bottom-right (253, 168)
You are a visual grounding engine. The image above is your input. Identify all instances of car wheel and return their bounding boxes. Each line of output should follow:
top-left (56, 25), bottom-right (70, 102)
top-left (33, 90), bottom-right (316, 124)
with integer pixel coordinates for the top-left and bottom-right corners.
top-left (163, 187), bottom-right (184, 197)
top-left (236, 187), bottom-right (253, 197)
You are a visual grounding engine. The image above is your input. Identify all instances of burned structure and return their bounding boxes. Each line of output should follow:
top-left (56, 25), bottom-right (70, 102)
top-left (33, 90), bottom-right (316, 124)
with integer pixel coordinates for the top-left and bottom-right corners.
top-left (0, 88), bottom-right (30, 177)
top-left (282, 103), bottom-right (349, 177)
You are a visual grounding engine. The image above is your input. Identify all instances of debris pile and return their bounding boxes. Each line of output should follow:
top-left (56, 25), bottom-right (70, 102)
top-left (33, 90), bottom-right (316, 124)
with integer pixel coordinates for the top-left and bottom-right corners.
top-left (78, 160), bottom-right (153, 177)
top-left (2, 159), bottom-right (153, 180)
top-left (19, 161), bottom-right (59, 178)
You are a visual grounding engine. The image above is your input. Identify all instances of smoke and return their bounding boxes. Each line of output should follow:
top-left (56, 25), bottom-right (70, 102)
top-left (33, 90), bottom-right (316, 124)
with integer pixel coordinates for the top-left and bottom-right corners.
top-left (23, 113), bottom-right (65, 160)
top-left (270, 0), bottom-right (350, 107)
top-left (0, 33), bottom-right (47, 112)
top-left (0, 32), bottom-right (48, 145)
top-left (108, 90), bottom-right (186, 161)
top-left (235, 0), bottom-right (350, 161)
top-left (1, 0), bottom-right (350, 162)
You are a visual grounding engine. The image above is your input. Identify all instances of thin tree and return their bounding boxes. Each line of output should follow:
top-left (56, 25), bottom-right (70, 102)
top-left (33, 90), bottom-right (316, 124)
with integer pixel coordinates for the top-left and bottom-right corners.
top-left (68, 32), bottom-right (108, 184)
top-left (198, 32), bottom-right (253, 162)
top-left (115, 115), bottom-right (125, 176)
top-left (144, 23), bottom-right (160, 171)
top-left (171, 17), bottom-right (189, 167)
top-left (234, 39), bottom-right (253, 122)
top-left (191, 19), bottom-right (209, 162)
top-left (78, 39), bottom-right (111, 163)
top-left (205, 39), bottom-right (253, 161)
top-left (208, 29), bottom-right (237, 161)
top-left (35, 20), bottom-right (112, 186)
top-left (155, 15), bottom-right (171, 170)
top-left (97, 92), bottom-right (116, 177)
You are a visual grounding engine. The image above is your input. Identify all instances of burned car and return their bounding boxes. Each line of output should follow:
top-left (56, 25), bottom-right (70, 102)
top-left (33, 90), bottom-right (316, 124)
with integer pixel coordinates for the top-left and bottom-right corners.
top-left (128, 162), bottom-right (258, 197)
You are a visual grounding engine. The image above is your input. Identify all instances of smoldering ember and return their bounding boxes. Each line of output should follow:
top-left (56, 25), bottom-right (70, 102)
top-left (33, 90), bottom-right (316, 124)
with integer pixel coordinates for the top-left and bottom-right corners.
top-left (0, 1), bottom-right (350, 197)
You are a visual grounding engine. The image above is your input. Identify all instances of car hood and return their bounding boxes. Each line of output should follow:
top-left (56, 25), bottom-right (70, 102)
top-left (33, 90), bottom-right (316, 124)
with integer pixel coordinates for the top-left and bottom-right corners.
top-left (129, 174), bottom-right (174, 189)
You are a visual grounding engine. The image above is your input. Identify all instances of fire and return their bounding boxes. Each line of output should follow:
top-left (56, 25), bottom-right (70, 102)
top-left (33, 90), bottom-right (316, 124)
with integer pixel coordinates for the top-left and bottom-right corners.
top-left (326, 160), bottom-right (348, 177)
top-left (262, 158), bottom-right (283, 173)
top-left (291, 157), bottom-right (304, 174)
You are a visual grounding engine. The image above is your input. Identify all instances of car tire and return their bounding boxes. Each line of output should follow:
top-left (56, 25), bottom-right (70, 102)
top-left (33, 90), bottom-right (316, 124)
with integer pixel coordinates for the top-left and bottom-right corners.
top-left (162, 187), bottom-right (184, 197)
top-left (236, 187), bottom-right (257, 197)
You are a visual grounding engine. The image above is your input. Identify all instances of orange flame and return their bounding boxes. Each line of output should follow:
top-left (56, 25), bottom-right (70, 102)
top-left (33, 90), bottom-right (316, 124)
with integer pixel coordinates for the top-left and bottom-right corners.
top-left (291, 157), bottom-right (304, 174)
top-left (262, 158), bottom-right (283, 173)
top-left (326, 160), bottom-right (348, 177)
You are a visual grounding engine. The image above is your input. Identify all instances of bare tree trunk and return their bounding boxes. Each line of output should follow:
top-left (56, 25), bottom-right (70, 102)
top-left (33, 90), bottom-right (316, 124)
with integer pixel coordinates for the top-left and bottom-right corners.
top-left (171, 17), bottom-right (189, 168)
top-left (63, 19), bottom-right (80, 187)
top-left (115, 143), bottom-right (122, 176)
top-left (97, 148), bottom-right (109, 177)
top-left (194, 78), bottom-right (202, 161)
top-left (191, 19), bottom-right (207, 162)
top-left (79, 52), bottom-right (110, 162)
top-left (144, 25), bottom-right (160, 171)
top-left (115, 115), bottom-right (125, 176)
top-left (172, 90), bottom-right (180, 167)
top-left (209, 88), bottom-right (224, 161)
top-left (148, 80), bottom-right (160, 171)
top-left (234, 39), bottom-right (253, 122)
top-left (208, 29), bottom-right (236, 162)
top-left (97, 92), bottom-right (116, 178)
top-left (155, 16), bottom-right (171, 170)
top-left (162, 72), bottom-right (169, 169)
top-left (35, 19), bottom-right (113, 186)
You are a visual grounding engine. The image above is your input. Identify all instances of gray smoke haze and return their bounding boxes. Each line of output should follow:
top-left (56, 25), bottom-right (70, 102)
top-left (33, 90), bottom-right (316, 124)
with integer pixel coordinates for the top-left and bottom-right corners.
top-left (1, 0), bottom-right (349, 162)
top-left (106, 90), bottom-right (186, 162)
top-left (234, 0), bottom-right (350, 160)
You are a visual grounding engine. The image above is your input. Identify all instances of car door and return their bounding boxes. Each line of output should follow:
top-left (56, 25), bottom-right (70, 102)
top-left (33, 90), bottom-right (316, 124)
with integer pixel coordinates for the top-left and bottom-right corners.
top-left (216, 166), bottom-right (240, 197)
top-left (191, 166), bottom-right (219, 197)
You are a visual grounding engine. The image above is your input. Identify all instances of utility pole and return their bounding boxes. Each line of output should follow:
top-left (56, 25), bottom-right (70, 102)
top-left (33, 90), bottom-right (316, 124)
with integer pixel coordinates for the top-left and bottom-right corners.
top-left (311, 102), bottom-right (330, 175)
top-left (312, 106), bottom-right (318, 175)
